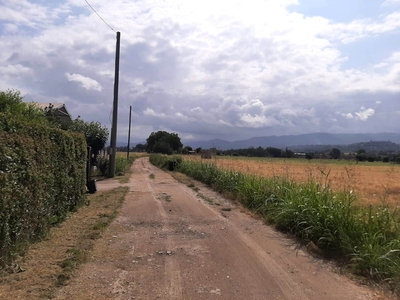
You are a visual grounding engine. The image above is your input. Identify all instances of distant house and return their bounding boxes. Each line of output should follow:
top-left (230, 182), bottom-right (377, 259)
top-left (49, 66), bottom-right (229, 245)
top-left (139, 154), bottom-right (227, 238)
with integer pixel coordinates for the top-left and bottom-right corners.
top-left (35, 102), bottom-right (72, 124)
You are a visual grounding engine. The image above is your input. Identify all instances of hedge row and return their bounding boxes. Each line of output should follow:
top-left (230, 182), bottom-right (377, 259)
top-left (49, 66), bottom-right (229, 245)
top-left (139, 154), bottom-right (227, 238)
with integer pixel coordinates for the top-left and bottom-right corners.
top-left (0, 113), bottom-right (87, 265)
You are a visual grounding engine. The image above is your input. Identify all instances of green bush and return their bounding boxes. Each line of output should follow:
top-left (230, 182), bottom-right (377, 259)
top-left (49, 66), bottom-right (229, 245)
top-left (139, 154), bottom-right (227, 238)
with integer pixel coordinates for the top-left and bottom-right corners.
top-left (356, 153), bottom-right (367, 161)
top-left (96, 156), bottom-right (134, 177)
top-left (97, 156), bottom-right (109, 176)
top-left (115, 157), bottom-right (133, 176)
top-left (0, 113), bottom-right (87, 266)
top-left (149, 154), bottom-right (182, 171)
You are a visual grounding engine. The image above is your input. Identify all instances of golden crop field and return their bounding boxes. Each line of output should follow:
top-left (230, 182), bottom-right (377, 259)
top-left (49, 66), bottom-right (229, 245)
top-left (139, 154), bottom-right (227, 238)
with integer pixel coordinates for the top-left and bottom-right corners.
top-left (184, 155), bottom-right (400, 207)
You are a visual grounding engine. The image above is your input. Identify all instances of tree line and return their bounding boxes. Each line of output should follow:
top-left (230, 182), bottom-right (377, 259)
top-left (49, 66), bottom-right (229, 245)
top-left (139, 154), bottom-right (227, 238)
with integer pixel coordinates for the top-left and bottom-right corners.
top-left (119, 129), bottom-right (400, 163)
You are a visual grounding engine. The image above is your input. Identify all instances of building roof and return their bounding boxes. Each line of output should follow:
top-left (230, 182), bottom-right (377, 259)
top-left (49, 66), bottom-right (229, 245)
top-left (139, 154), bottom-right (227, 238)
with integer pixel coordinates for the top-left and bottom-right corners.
top-left (33, 102), bottom-right (72, 122)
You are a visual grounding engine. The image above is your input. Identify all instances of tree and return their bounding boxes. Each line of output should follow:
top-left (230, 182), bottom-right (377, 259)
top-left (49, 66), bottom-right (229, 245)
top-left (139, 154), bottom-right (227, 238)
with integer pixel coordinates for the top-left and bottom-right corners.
top-left (146, 131), bottom-right (182, 154)
top-left (153, 141), bottom-right (173, 155)
top-left (68, 118), bottom-right (109, 163)
top-left (0, 89), bottom-right (25, 113)
top-left (329, 148), bottom-right (341, 159)
top-left (266, 147), bottom-right (282, 157)
top-left (355, 153), bottom-right (367, 161)
top-left (182, 146), bottom-right (193, 154)
top-left (0, 89), bottom-right (48, 125)
top-left (284, 148), bottom-right (294, 158)
top-left (305, 152), bottom-right (314, 160)
top-left (135, 143), bottom-right (147, 152)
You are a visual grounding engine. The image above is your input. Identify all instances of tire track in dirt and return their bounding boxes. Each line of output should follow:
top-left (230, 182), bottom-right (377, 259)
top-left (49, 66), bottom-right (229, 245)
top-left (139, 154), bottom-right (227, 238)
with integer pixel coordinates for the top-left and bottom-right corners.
top-left (137, 157), bottom-right (184, 299)
top-left (143, 177), bottom-right (183, 300)
top-left (173, 177), bottom-right (308, 300)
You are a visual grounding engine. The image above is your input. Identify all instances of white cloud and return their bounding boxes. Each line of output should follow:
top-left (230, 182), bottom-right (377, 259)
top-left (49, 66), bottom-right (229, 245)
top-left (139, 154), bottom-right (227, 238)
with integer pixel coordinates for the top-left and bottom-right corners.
top-left (238, 114), bottom-right (281, 128)
top-left (355, 108), bottom-right (375, 121)
top-left (342, 113), bottom-right (354, 119)
top-left (191, 107), bottom-right (203, 113)
top-left (317, 12), bottom-right (400, 44)
top-left (373, 62), bottom-right (388, 69)
top-left (65, 73), bottom-right (102, 91)
top-left (388, 51), bottom-right (400, 62)
top-left (382, 0), bottom-right (400, 6)
top-left (143, 108), bottom-right (165, 118)
top-left (1, 0), bottom-right (400, 141)
top-left (184, 134), bottom-right (194, 140)
top-left (0, 64), bottom-right (32, 77)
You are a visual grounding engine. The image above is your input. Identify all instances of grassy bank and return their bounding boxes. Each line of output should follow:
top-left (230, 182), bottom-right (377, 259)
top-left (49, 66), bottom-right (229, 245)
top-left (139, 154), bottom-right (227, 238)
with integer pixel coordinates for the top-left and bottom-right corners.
top-left (0, 186), bottom-right (129, 299)
top-left (150, 154), bottom-right (400, 294)
top-left (182, 155), bottom-right (400, 207)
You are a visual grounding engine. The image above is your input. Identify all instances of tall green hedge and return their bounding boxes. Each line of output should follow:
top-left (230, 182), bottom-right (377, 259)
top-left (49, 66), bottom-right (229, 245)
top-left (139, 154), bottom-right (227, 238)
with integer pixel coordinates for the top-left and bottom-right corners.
top-left (0, 113), bottom-right (87, 265)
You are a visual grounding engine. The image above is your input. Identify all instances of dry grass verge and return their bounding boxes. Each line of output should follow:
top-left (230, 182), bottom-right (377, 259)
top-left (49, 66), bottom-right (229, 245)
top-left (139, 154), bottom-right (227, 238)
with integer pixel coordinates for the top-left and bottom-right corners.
top-left (0, 186), bottom-right (128, 299)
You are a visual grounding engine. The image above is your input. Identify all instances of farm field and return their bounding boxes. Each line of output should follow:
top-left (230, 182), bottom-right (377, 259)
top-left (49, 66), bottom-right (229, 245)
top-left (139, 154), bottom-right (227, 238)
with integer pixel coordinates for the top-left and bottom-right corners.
top-left (183, 155), bottom-right (400, 207)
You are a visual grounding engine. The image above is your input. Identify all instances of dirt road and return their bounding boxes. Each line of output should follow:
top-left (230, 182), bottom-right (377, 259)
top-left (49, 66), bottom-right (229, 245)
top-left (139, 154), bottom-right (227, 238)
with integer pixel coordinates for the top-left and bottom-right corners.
top-left (55, 157), bottom-right (381, 300)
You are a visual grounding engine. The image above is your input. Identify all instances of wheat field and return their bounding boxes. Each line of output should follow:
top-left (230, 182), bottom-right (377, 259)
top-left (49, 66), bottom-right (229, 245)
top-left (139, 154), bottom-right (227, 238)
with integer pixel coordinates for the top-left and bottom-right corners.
top-left (183, 155), bottom-right (400, 206)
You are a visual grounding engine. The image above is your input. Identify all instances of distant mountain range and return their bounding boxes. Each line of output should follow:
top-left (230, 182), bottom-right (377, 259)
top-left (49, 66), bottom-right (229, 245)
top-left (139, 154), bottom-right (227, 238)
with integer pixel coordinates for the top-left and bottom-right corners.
top-left (183, 133), bottom-right (400, 151)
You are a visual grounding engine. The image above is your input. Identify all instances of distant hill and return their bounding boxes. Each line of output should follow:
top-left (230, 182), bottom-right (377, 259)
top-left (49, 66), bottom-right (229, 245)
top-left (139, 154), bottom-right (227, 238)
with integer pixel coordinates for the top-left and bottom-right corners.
top-left (184, 133), bottom-right (400, 151)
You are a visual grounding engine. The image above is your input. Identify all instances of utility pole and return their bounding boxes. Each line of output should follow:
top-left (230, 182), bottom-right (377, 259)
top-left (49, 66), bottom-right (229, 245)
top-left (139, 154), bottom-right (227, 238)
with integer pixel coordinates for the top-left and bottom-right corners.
top-left (109, 31), bottom-right (121, 178)
top-left (127, 105), bottom-right (132, 160)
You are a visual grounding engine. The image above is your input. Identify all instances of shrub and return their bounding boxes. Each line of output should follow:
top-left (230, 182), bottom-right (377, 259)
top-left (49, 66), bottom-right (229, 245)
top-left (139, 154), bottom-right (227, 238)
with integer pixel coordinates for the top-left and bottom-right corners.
top-left (149, 154), bottom-right (182, 171)
top-left (115, 157), bottom-right (133, 176)
top-left (382, 157), bottom-right (390, 163)
top-left (356, 153), bottom-right (367, 161)
top-left (96, 156), bottom-right (133, 177)
top-left (97, 156), bottom-right (109, 176)
top-left (305, 153), bottom-right (314, 160)
top-left (0, 113), bottom-right (86, 266)
top-left (367, 156), bottom-right (375, 162)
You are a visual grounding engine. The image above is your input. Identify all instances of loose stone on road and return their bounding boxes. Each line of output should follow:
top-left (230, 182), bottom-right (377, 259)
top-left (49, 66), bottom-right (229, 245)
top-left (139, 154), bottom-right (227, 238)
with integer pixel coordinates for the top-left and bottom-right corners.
top-left (55, 157), bottom-right (381, 300)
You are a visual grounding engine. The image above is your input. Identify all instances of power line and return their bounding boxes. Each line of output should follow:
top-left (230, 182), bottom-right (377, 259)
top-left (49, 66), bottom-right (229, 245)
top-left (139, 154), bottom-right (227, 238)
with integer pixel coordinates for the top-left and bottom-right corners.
top-left (84, 0), bottom-right (116, 32)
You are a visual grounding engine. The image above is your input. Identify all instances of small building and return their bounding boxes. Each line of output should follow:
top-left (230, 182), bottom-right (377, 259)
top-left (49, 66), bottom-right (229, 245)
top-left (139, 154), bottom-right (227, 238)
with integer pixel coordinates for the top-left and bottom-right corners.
top-left (201, 150), bottom-right (212, 159)
top-left (34, 102), bottom-right (72, 124)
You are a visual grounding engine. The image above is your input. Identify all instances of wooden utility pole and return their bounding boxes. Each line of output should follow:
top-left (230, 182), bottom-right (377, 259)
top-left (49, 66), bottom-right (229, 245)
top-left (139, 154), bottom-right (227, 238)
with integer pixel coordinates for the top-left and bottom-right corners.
top-left (109, 31), bottom-right (121, 178)
top-left (127, 105), bottom-right (132, 160)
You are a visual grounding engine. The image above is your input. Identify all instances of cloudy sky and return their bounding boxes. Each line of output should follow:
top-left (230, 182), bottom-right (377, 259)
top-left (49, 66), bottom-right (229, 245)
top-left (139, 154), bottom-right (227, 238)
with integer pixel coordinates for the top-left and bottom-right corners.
top-left (1, 0), bottom-right (399, 143)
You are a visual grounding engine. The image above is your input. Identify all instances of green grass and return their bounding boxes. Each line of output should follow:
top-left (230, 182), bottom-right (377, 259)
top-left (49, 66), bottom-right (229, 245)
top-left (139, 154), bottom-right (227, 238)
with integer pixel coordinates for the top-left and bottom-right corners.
top-left (159, 193), bottom-right (172, 202)
top-left (150, 154), bottom-right (400, 294)
top-left (95, 155), bottom-right (135, 180)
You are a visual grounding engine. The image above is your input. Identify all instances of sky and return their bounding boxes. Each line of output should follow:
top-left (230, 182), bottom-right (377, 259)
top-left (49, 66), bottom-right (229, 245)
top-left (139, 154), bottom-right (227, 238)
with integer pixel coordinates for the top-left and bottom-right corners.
top-left (1, 0), bottom-right (400, 144)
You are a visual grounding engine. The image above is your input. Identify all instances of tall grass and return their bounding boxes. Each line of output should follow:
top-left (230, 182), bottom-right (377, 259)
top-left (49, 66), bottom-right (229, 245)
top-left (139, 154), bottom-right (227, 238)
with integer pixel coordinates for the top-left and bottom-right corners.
top-left (150, 154), bottom-right (400, 293)
top-left (96, 156), bottom-right (135, 177)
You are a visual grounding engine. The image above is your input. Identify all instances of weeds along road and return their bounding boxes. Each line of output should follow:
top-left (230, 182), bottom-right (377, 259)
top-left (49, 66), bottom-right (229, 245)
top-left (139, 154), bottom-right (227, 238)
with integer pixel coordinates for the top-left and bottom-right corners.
top-left (55, 157), bottom-right (379, 300)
